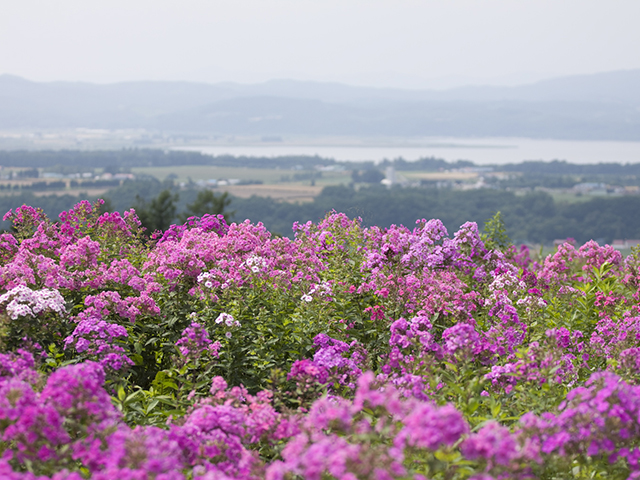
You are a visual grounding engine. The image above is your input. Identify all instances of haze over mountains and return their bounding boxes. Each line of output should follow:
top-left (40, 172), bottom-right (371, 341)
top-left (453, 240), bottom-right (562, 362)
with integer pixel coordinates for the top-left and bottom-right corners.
top-left (2, 69), bottom-right (639, 141)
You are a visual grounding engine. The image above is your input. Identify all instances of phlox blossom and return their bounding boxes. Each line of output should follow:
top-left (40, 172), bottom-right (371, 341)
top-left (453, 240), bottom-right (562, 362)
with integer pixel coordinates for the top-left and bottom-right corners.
top-left (215, 312), bottom-right (234, 325)
top-left (0, 285), bottom-right (66, 320)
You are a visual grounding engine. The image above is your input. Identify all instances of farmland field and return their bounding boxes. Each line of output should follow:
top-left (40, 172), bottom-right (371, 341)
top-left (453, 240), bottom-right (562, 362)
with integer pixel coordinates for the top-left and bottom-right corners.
top-left (129, 164), bottom-right (352, 201)
top-left (216, 183), bottom-right (323, 202)
top-left (130, 165), bottom-right (352, 185)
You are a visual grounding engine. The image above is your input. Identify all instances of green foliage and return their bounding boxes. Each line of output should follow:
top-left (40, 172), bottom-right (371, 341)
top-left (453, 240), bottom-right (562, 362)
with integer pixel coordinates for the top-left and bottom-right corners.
top-left (180, 189), bottom-right (234, 222)
top-left (135, 189), bottom-right (179, 232)
top-left (481, 211), bottom-right (511, 251)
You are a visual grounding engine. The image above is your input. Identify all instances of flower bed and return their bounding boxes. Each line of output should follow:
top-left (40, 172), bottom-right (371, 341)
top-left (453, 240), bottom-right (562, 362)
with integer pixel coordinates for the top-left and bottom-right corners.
top-left (1, 200), bottom-right (640, 479)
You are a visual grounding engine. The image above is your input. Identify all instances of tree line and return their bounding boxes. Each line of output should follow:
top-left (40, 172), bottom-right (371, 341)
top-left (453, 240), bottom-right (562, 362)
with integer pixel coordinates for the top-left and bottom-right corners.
top-left (229, 185), bottom-right (640, 244)
top-left (0, 150), bottom-right (337, 170)
top-left (1, 179), bottom-right (638, 245)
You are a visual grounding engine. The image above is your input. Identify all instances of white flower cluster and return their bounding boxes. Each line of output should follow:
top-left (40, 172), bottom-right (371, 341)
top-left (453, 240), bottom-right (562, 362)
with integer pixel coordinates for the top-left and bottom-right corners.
top-left (309, 281), bottom-right (332, 296)
top-left (300, 281), bottom-right (332, 303)
top-left (485, 270), bottom-right (546, 314)
top-left (488, 271), bottom-right (526, 293)
top-left (197, 271), bottom-right (229, 290)
top-left (197, 271), bottom-right (214, 288)
top-left (215, 312), bottom-right (240, 327)
top-left (245, 255), bottom-right (267, 273)
top-left (215, 312), bottom-right (240, 338)
top-left (516, 296), bottom-right (547, 309)
top-left (0, 285), bottom-right (66, 320)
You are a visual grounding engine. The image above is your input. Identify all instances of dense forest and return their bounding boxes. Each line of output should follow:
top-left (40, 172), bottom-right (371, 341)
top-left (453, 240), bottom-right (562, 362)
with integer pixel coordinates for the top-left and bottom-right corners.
top-left (0, 149), bottom-right (338, 170)
top-left (1, 178), bottom-right (638, 245)
top-left (230, 185), bottom-right (640, 243)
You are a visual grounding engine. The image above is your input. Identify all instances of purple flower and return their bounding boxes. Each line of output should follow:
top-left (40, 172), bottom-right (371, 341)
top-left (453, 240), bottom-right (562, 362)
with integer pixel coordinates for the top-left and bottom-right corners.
top-left (176, 321), bottom-right (220, 361)
top-left (41, 362), bottom-right (121, 432)
top-left (461, 421), bottom-right (529, 466)
top-left (395, 402), bottom-right (469, 450)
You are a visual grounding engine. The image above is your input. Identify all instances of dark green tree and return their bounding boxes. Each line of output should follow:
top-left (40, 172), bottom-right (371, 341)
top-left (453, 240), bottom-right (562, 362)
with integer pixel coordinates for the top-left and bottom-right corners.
top-left (135, 189), bottom-right (179, 233)
top-left (17, 168), bottom-right (39, 178)
top-left (180, 190), bottom-right (234, 222)
top-left (351, 169), bottom-right (385, 184)
top-left (97, 197), bottom-right (114, 215)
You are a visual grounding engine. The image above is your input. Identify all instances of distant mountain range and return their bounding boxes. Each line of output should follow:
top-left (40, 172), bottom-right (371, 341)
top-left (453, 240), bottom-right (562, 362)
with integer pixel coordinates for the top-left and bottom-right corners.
top-left (1, 70), bottom-right (640, 140)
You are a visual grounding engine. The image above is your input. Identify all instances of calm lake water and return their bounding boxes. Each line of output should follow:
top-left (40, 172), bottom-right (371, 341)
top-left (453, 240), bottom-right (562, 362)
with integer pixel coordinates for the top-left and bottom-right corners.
top-left (173, 138), bottom-right (640, 165)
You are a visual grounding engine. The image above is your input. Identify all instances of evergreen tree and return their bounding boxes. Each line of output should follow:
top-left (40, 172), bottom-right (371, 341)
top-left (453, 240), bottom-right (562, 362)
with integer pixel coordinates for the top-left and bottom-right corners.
top-left (135, 189), bottom-right (179, 232)
top-left (180, 190), bottom-right (234, 222)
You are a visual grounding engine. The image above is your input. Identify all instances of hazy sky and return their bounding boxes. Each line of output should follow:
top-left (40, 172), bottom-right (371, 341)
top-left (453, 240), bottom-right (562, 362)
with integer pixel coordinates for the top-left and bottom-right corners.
top-left (2, 0), bottom-right (639, 89)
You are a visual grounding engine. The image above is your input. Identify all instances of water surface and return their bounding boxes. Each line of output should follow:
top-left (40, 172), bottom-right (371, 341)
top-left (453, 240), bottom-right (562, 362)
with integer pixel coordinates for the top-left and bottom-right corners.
top-left (173, 137), bottom-right (640, 165)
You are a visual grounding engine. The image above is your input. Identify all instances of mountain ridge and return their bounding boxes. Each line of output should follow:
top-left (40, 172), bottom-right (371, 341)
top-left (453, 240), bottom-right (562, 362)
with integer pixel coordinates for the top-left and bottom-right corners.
top-left (2, 70), bottom-right (639, 140)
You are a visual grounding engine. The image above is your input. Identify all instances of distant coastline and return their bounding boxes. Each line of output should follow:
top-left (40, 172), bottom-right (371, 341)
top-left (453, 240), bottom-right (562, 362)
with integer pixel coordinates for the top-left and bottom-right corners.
top-left (173, 137), bottom-right (640, 166)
